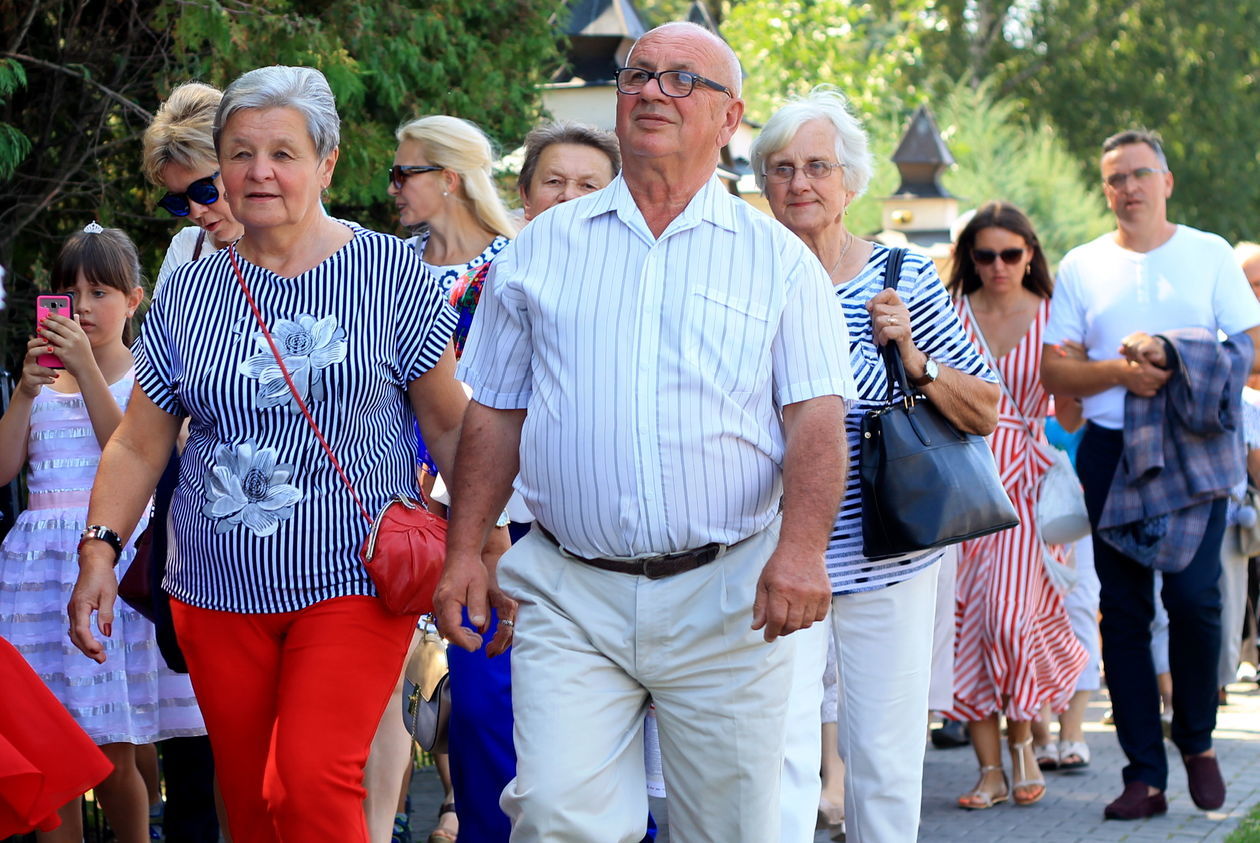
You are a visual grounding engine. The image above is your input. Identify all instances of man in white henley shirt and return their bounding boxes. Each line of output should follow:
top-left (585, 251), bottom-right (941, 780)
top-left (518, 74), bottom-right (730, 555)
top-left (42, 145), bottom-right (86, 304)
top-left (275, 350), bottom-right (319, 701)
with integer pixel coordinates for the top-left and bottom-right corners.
top-left (1043, 129), bottom-right (1260, 821)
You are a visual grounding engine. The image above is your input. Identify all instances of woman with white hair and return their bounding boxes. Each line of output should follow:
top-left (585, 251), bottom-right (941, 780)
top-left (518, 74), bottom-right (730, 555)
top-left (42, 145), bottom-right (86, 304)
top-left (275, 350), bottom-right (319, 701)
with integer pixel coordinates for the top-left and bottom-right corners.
top-left (68, 65), bottom-right (472, 842)
top-left (750, 88), bottom-right (999, 841)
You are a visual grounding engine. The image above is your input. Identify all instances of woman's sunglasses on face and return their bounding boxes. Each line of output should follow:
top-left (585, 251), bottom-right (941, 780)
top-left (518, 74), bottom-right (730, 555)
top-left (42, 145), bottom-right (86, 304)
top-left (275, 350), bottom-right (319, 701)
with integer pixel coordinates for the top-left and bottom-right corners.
top-left (388, 165), bottom-right (444, 191)
top-left (972, 247), bottom-right (1026, 266)
top-left (158, 172), bottom-right (220, 217)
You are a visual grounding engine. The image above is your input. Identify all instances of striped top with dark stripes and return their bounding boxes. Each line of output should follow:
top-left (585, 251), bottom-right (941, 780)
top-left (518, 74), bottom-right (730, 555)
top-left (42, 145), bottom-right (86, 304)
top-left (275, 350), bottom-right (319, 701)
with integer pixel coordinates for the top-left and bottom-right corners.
top-left (826, 244), bottom-right (995, 595)
top-left (135, 224), bottom-right (457, 613)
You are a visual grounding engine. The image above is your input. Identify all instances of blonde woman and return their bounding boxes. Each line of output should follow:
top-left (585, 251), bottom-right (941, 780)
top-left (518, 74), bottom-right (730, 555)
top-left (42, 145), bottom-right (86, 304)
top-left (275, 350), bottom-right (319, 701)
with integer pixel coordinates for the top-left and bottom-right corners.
top-left (141, 82), bottom-right (245, 291)
top-left (370, 114), bottom-right (519, 843)
top-left (388, 115), bottom-right (517, 292)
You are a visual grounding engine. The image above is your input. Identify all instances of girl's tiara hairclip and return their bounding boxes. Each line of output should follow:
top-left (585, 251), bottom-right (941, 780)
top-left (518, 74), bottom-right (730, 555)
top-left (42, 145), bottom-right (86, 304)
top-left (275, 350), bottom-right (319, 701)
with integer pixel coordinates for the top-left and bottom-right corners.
top-left (83, 221), bottom-right (104, 234)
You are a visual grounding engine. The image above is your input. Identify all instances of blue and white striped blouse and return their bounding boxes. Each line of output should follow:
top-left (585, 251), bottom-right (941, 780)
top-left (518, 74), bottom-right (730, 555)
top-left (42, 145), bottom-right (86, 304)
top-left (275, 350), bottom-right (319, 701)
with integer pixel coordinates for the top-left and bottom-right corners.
top-left (135, 224), bottom-right (456, 613)
top-left (827, 244), bottom-right (995, 595)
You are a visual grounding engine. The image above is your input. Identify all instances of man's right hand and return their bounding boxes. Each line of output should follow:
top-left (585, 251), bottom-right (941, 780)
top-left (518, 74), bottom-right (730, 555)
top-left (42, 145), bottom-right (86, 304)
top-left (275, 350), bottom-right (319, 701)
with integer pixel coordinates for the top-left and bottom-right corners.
top-left (1117, 359), bottom-right (1171, 397)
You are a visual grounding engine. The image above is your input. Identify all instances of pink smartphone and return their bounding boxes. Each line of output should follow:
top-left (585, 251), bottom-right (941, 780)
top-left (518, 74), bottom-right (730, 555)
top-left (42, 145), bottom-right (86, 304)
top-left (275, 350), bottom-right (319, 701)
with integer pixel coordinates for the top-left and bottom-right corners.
top-left (36, 295), bottom-right (73, 369)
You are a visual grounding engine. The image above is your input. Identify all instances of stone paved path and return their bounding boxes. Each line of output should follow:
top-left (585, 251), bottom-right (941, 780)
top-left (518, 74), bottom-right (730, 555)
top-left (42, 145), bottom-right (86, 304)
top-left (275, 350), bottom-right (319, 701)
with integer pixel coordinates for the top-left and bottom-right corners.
top-left (917, 679), bottom-right (1259, 843)
top-left (408, 677), bottom-right (1260, 841)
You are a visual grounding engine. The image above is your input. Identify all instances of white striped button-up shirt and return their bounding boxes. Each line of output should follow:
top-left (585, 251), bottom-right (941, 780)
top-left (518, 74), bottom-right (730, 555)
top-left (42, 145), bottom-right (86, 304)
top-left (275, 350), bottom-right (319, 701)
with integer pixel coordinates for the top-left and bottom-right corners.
top-left (458, 174), bottom-right (855, 559)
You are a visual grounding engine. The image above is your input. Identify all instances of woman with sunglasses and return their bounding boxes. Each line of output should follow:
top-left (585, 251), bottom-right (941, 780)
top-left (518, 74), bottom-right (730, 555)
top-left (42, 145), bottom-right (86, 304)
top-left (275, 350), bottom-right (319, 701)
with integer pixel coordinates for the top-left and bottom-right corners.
top-left (369, 114), bottom-right (518, 843)
top-left (143, 82), bottom-right (245, 292)
top-left (945, 200), bottom-right (1087, 810)
top-left (388, 115), bottom-right (517, 295)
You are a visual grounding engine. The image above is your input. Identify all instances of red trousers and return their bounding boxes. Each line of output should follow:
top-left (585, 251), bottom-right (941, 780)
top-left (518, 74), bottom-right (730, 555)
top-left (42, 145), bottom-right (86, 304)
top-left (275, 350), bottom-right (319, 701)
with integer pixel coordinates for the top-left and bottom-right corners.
top-left (170, 596), bottom-right (417, 843)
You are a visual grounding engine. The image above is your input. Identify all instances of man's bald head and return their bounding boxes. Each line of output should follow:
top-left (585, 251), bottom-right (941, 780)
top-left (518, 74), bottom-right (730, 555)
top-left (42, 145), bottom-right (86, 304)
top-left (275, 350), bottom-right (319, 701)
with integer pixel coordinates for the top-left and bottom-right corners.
top-left (629, 22), bottom-right (743, 98)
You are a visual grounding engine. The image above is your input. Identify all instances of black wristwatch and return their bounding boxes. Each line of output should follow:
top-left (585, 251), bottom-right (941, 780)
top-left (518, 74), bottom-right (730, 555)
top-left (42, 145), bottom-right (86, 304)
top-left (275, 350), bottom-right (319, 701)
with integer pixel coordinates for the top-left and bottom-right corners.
top-left (79, 525), bottom-right (123, 563)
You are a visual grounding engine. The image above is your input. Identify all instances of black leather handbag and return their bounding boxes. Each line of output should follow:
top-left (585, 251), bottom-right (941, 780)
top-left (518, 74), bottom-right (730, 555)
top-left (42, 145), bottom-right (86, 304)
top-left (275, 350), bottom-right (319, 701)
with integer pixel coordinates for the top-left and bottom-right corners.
top-left (859, 248), bottom-right (1019, 559)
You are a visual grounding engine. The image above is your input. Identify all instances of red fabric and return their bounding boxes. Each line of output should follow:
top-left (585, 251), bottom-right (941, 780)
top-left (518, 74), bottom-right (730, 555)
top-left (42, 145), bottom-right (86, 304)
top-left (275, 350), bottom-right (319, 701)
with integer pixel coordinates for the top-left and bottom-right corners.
top-left (946, 298), bottom-right (1088, 721)
top-left (170, 596), bottom-right (417, 843)
top-left (0, 637), bottom-right (113, 836)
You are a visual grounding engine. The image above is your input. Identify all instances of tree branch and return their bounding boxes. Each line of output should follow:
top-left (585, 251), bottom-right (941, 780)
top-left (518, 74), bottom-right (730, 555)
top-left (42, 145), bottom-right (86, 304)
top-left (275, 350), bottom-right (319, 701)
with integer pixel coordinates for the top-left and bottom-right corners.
top-left (1, 51), bottom-right (153, 122)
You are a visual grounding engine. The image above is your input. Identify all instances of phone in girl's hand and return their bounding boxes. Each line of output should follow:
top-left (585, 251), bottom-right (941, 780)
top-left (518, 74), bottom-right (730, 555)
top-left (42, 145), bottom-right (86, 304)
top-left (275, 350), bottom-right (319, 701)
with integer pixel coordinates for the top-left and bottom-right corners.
top-left (35, 295), bottom-right (73, 369)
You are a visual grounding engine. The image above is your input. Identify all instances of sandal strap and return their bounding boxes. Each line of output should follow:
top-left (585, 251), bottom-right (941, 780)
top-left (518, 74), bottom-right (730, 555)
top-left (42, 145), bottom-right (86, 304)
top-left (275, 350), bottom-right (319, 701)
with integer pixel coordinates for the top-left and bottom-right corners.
top-left (438, 802), bottom-right (456, 817)
top-left (1009, 736), bottom-right (1045, 789)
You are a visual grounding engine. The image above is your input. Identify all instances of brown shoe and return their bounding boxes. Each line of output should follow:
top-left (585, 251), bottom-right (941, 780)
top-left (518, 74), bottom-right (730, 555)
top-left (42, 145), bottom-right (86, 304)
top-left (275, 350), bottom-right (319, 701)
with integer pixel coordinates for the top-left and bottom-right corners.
top-left (1103, 781), bottom-right (1167, 820)
top-left (1184, 754), bottom-right (1226, 810)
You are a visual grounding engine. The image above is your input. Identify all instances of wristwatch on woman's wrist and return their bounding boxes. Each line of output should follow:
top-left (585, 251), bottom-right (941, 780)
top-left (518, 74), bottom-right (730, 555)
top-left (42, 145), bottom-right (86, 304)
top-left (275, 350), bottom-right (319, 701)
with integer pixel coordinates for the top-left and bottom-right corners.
top-left (79, 525), bottom-right (123, 563)
top-left (910, 356), bottom-right (940, 388)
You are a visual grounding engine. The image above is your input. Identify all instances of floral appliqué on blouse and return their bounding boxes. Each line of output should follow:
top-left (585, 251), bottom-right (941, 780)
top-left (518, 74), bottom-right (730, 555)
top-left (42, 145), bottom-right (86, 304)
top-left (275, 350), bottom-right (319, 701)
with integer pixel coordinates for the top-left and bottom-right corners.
top-left (238, 314), bottom-right (347, 412)
top-left (202, 441), bottom-right (302, 537)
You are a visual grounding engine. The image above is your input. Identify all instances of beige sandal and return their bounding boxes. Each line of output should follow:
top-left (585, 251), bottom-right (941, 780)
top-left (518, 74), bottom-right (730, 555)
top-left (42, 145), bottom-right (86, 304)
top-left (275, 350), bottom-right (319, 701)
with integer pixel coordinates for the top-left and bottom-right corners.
top-left (957, 764), bottom-right (1009, 810)
top-left (427, 801), bottom-right (457, 843)
top-left (1009, 737), bottom-right (1046, 805)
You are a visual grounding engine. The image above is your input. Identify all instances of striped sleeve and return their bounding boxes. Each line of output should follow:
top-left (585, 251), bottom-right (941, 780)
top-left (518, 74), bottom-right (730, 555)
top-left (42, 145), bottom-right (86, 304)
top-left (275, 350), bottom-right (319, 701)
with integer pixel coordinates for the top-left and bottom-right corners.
top-left (906, 257), bottom-right (995, 383)
top-left (773, 245), bottom-right (855, 407)
top-left (457, 244), bottom-right (535, 409)
top-left (393, 243), bottom-right (458, 382)
top-left (134, 267), bottom-right (188, 417)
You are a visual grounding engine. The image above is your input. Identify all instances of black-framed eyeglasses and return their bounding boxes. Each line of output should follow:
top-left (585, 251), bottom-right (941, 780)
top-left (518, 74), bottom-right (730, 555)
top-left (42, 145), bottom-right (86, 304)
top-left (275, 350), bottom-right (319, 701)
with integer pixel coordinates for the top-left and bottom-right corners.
top-left (388, 164), bottom-right (445, 190)
top-left (614, 67), bottom-right (733, 99)
top-left (1103, 167), bottom-right (1166, 190)
top-left (763, 161), bottom-right (844, 183)
top-left (972, 247), bottom-right (1027, 266)
top-left (157, 172), bottom-right (220, 217)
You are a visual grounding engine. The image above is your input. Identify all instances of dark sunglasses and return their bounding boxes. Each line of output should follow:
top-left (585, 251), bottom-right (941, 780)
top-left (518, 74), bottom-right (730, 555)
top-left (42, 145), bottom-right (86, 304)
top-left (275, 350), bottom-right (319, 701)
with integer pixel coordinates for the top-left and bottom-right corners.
top-left (158, 172), bottom-right (220, 217)
top-left (972, 247), bottom-right (1026, 266)
top-left (388, 164), bottom-right (444, 190)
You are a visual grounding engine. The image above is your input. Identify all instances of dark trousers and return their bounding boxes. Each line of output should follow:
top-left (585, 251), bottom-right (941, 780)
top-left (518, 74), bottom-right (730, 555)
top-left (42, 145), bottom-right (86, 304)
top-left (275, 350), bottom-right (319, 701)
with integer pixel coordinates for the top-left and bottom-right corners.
top-left (1078, 423), bottom-right (1224, 791)
top-left (161, 735), bottom-right (219, 842)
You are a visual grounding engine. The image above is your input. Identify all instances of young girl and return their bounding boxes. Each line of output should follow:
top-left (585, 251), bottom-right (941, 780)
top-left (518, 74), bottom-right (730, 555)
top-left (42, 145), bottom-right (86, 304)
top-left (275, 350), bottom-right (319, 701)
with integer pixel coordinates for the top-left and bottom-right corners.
top-left (0, 223), bottom-right (202, 843)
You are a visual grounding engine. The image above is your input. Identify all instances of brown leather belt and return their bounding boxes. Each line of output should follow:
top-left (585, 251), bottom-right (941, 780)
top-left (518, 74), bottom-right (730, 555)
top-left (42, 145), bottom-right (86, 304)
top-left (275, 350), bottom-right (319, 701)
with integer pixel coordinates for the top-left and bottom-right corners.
top-left (534, 524), bottom-right (725, 580)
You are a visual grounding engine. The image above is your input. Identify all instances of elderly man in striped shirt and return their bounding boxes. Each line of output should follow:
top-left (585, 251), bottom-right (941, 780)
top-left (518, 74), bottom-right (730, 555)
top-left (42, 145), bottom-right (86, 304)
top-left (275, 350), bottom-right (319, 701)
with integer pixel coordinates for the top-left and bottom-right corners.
top-left (436, 21), bottom-right (855, 842)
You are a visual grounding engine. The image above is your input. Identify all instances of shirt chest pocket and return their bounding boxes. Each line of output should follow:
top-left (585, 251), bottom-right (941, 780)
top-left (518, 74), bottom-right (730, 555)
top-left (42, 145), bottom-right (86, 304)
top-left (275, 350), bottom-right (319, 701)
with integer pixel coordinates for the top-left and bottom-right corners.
top-left (683, 287), bottom-right (774, 398)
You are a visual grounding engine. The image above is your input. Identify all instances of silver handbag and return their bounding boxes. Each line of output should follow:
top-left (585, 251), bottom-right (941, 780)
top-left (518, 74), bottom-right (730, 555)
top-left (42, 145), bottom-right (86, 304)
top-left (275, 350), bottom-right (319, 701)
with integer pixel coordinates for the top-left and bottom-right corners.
top-left (402, 616), bottom-right (451, 753)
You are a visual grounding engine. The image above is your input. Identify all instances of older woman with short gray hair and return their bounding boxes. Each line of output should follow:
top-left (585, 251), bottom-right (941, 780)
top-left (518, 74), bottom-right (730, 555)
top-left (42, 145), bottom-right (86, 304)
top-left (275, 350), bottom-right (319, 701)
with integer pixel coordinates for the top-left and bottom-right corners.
top-left (69, 65), bottom-right (472, 841)
top-left (751, 87), bottom-right (999, 841)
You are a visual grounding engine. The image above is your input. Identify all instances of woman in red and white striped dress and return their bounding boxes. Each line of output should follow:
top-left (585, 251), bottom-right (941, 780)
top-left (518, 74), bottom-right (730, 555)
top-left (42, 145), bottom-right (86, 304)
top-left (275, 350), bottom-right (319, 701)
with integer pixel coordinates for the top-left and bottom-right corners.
top-left (946, 202), bottom-right (1087, 810)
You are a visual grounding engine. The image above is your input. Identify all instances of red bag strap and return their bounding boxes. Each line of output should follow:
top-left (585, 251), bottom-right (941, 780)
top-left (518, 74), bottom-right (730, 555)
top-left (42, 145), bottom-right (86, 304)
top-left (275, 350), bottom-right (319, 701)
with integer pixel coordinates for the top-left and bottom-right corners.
top-left (227, 245), bottom-right (374, 526)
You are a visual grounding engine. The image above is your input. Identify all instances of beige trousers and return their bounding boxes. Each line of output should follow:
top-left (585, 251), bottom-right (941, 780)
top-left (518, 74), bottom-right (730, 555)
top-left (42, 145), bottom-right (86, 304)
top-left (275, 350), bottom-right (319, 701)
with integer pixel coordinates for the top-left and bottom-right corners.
top-left (498, 519), bottom-right (795, 842)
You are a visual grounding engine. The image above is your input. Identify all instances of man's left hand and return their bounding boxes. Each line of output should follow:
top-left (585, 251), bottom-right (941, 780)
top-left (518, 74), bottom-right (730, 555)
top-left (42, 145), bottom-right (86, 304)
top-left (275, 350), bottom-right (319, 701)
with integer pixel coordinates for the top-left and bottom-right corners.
top-left (751, 545), bottom-right (831, 642)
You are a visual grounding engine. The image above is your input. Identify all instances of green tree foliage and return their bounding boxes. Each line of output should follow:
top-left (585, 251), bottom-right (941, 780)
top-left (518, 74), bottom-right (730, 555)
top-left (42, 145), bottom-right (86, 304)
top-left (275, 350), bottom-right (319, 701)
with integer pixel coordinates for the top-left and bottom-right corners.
top-left (0, 58), bottom-right (30, 181)
top-left (721, 1), bottom-right (930, 125)
top-left (643, 0), bottom-right (1259, 244)
top-left (0, 0), bottom-right (564, 373)
top-left (1001, 0), bottom-right (1260, 244)
top-left (842, 81), bottom-right (1112, 266)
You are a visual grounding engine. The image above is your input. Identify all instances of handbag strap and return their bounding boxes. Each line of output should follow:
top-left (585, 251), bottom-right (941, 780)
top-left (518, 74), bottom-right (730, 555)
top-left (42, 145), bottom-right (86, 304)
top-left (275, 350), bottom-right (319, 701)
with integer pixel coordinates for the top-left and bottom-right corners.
top-left (962, 296), bottom-right (1042, 440)
top-left (226, 245), bottom-right (374, 526)
top-left (876, 247), bottom-right (915, 403)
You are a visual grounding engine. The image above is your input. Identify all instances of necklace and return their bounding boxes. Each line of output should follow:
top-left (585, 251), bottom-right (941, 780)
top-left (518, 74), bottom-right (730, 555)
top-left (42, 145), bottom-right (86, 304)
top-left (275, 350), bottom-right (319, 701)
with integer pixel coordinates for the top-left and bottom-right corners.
top-left (827, 230), bottom-right (854, 277)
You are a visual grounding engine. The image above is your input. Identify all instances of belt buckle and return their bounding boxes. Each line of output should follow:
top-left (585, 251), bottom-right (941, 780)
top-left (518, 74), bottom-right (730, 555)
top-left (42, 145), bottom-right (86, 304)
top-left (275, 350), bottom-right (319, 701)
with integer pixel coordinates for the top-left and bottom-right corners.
top-left (641, 555), bottom-right (675, 580)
